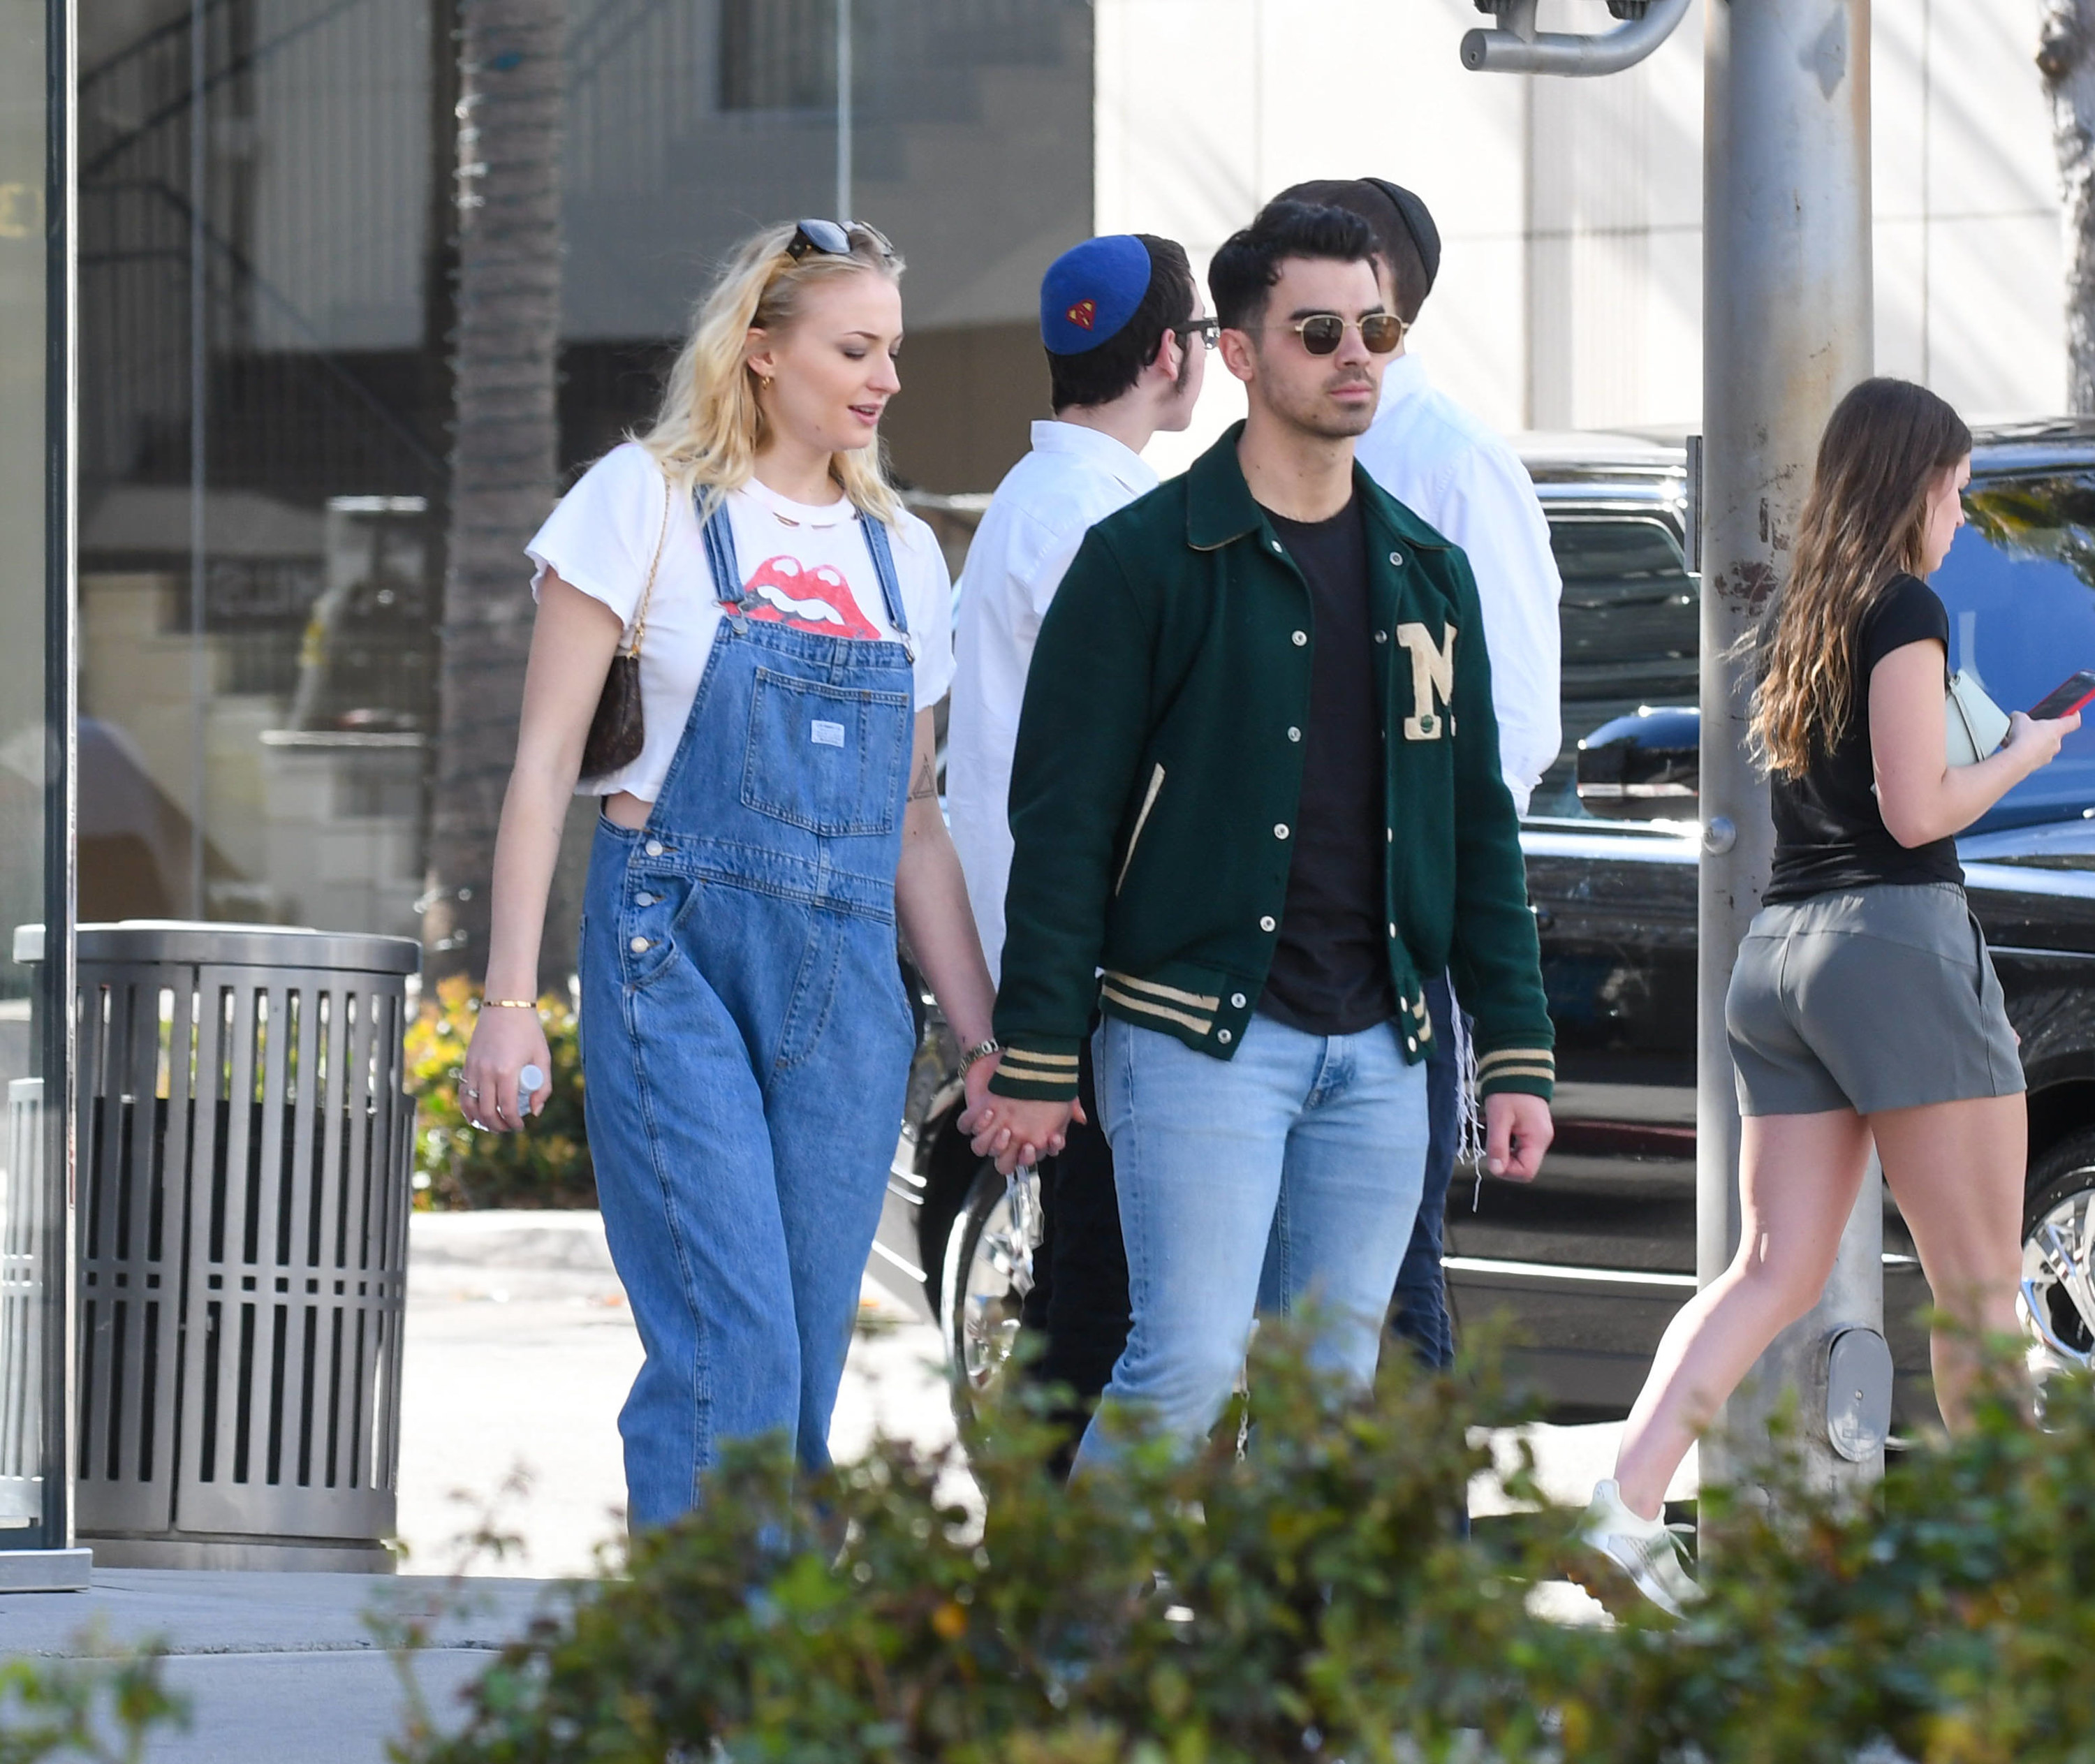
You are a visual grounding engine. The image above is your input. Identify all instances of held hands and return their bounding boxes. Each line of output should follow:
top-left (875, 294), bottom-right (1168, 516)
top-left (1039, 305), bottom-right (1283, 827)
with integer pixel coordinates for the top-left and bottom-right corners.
top-left (458, 1003), bottom-right (553, 1132)
top-left (962, 1064), bottom-right (1084, 1176)
top-left (2003, 707), bottom-right (2081, 773)
top-left (1484, 1091), bottom-right (1552, 1184)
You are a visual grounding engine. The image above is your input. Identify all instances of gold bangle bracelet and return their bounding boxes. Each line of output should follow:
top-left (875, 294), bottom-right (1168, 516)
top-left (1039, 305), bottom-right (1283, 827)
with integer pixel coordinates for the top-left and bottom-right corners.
top-left (483, 999), bottom-right (540, 1010)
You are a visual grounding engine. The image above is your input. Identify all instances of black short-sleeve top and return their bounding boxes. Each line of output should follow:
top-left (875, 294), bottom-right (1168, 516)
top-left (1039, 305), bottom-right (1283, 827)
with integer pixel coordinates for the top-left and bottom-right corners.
top-left (1763, 573), bottom-right (1962, 904)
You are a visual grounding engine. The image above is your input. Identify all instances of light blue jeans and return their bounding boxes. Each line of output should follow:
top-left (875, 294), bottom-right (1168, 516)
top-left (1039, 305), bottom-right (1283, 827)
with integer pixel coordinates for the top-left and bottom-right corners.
top-left (1073, 1013), bottom-right (1432, 1471)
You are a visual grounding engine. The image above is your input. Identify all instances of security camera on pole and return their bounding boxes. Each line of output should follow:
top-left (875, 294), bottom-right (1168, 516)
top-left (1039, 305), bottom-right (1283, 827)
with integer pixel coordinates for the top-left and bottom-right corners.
top-left (1464, 0), bottom-right (1890, 1510)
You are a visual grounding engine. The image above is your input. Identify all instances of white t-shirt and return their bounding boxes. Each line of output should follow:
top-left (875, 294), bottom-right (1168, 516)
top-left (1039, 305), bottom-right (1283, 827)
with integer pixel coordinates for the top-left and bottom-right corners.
top-left (527, 441), bottom-right (956, 801)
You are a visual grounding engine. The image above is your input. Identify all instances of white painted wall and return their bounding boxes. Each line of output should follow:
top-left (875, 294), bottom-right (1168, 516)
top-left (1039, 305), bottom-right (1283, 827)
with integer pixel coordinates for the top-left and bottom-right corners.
top-left (1096, 0), bottom-right (2065, 476)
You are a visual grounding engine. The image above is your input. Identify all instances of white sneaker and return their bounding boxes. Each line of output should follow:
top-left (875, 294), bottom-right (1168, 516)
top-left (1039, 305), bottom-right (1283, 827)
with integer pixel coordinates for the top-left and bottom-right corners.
top-left (1573, 1478), bottom-right (1702, 1619)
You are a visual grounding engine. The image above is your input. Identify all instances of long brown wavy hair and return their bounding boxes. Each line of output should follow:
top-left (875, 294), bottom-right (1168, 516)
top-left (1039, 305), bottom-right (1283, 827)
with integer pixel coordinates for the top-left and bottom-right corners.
top-left (1749, 378), bottom-right (1972, 778)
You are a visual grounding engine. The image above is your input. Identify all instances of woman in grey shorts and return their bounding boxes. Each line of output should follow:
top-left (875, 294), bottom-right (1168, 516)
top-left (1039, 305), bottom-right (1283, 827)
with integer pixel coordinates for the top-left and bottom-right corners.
top-left (1578, 378), bottom-right (2082, 1615)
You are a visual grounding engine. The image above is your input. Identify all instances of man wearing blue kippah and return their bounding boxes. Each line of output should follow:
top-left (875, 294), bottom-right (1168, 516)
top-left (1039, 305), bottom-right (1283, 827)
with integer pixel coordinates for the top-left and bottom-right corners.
top-left (947, 233), bottom-right (1209, 1446)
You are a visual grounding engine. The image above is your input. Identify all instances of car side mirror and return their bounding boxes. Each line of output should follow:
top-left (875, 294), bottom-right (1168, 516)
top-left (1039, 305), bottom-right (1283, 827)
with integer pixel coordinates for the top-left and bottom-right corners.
top-left (1575, 706), bottom-right (1700, 818)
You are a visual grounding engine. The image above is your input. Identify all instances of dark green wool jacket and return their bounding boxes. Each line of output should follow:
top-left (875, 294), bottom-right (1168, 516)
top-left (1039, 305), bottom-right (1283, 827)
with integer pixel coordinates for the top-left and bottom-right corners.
top-left (987, 423), bottom-right (1554, 1105)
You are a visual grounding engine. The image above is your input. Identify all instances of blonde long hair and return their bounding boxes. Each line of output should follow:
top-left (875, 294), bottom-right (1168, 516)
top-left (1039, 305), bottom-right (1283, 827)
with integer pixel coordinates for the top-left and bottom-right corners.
top-left (638, 221), bottom-right (906, 525)
top-left (1749, 377), bottom-right (1971, 778)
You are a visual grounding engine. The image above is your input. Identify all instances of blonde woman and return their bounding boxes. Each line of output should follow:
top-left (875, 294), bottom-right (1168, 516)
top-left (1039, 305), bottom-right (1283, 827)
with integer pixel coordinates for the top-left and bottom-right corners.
top-left (1579, 378), bottom-right (2080, 1615)
top-left (460, 221), bottom-right (1006, 1526)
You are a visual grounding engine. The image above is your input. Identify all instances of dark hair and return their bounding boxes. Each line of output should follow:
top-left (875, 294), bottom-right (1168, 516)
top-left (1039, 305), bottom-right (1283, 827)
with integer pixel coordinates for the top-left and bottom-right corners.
top-left (1208, 200), bottom-right (1377, 335)
top-left (1750, 377), bottom-right (1973, 777)
top-left (1271, 178), bottom-right (1437, 323)
top-left (1047, 235), bottom-right (1198, 413)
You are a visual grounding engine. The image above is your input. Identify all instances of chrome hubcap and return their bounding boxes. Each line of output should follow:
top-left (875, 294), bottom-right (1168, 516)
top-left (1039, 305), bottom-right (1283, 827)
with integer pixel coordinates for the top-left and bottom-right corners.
top-left (958, 1172), bottom-right (1040, 1392)
top-left (2021, 1180), bottom-right (2095, 1372)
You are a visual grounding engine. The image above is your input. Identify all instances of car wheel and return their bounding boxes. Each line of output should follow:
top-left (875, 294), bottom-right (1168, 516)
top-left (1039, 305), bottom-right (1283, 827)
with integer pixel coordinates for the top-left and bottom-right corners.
top-left (2021, 1126), bottom-right (2095, 1371)
top-left (941, 1162), bottom-right (1041, 1401)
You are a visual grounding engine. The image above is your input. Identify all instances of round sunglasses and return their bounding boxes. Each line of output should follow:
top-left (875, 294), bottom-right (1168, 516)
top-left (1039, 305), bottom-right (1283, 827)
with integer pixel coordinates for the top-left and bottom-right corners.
top-left (1284, 311), bottom-right (1406, 356)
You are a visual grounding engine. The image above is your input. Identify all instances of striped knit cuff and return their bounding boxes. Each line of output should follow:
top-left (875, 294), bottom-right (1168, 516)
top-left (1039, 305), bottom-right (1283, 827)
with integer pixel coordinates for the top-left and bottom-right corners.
top-left (1475, 1043), bottom-right (1554, 1101)
top-left (985, 1039), bottom-right (1082, 1103)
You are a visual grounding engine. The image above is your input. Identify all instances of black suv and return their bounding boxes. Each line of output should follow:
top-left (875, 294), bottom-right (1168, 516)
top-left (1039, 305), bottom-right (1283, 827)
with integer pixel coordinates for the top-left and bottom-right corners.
top-left (874, 426), bottom-right (2095, 1418)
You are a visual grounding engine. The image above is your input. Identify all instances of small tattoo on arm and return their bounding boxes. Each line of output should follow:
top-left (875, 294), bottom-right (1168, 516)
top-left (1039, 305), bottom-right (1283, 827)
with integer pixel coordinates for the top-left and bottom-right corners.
top-left (909, 755), bottom-right (938, 802)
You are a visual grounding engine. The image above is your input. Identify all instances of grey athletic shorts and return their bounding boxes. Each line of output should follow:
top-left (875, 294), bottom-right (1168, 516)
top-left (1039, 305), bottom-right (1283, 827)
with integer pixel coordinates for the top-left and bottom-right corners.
top-left (1725, 881), bottom-right (2024, 1117)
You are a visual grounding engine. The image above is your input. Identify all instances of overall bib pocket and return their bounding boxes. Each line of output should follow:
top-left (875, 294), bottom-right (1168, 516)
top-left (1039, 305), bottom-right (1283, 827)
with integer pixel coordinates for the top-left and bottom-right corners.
top-left (740, 668), bottom-right (912, 837)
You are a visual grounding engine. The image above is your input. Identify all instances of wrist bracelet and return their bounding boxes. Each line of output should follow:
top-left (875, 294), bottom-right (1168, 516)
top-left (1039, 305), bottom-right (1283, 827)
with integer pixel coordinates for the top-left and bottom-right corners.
top-left (483, 999), bottom-right (540, 1010)
top-left (957, 1038), bottom-right (1001, 1075)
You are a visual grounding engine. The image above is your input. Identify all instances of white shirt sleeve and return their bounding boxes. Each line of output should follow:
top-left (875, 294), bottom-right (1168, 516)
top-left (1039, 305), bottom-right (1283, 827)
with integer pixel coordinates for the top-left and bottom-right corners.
top-left (524, 442), bottom-right (665, 629)
top-left (1429, 443), bottom-right (1563, 815)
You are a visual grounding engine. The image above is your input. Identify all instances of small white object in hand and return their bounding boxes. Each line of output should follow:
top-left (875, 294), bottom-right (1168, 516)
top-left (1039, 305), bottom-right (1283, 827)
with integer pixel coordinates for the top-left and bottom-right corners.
top-left (518, 1063), bottom-right (547, 1102)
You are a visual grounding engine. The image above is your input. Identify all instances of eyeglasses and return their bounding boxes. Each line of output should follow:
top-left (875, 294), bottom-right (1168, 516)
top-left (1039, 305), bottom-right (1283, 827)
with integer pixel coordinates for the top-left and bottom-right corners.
top-left (786, 218), bottom-right (895, 262)
top-left (1175, 316), bottom-right (1220, 350)
top-left (1284, 311), bottom-right (1406, 355)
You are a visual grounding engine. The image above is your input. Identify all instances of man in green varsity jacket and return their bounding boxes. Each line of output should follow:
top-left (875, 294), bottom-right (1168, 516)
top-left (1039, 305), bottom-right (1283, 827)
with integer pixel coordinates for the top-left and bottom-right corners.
top-left (965, 200), bottom-right (1554, 1467)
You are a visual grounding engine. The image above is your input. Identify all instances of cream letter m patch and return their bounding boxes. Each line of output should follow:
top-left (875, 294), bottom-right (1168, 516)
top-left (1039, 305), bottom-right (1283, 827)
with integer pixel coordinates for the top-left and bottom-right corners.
top-left (1396, 621), bottom-right (1456, 740)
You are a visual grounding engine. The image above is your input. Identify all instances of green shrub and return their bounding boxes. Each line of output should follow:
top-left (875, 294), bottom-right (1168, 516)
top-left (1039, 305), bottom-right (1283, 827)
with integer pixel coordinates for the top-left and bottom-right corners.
top-left (0, 1642), bottom-right (184, 1763)
top-left (396, 1322), bottom-right (2095, 1764)
top-left (403, 1319), bottom-right (1561, 1764)
top-left (406, 976), bottom-right (594, 1210)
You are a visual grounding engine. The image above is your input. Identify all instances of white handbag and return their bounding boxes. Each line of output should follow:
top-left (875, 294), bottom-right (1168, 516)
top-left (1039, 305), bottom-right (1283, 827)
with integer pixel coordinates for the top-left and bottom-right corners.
top-left (1946, 669), bottom-right (2011, 767)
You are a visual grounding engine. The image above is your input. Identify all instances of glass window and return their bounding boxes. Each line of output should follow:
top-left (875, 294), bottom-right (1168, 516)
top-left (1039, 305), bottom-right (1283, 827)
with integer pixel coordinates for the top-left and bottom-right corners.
top-left (1531, 514), bottom-right (1698, 819)
top-left (1942, 473), bottom-right (2095, 830)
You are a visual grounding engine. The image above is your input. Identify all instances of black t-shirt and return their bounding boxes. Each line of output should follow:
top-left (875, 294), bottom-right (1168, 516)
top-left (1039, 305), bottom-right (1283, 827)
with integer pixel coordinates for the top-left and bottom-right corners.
top-left (1764, 573), bottom-right (1964, 904)
top-left (1256, 497), bottom-right (1399, 1036)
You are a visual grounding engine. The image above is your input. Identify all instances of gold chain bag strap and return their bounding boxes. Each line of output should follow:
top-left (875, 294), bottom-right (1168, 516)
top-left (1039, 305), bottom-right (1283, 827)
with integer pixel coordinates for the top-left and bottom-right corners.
top-left (579, 469), bottom-right (673, 780)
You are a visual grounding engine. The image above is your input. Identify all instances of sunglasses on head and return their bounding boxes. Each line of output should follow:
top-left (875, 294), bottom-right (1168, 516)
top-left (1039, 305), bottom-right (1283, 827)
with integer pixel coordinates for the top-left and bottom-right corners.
top-left (1285, 311), bottom-right (1406, 355)
top-left (786, 218), bottom-right (895, 262)
top-left (1175, 316), bottom-right (1220, 350)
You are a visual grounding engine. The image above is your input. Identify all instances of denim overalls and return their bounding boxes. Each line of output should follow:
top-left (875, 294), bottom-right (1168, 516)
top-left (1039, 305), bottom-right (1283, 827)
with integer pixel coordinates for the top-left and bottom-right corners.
top-left (580, 495), bottom-right (917, 1528)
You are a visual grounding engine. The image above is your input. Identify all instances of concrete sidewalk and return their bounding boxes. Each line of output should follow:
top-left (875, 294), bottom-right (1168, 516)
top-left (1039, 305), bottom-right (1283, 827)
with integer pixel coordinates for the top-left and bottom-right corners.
top-left (0, 1569), bottom-right (553, 1762)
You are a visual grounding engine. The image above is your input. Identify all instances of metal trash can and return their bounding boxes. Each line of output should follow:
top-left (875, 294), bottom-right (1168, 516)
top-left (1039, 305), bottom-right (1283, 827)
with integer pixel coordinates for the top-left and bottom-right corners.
top-left (69, 923), bottom-right (420, 1570)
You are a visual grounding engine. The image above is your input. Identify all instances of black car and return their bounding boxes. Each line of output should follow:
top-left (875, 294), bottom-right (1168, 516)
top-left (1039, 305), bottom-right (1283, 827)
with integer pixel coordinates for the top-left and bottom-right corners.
top-left (872, 424), bottom-right (2095, 1419)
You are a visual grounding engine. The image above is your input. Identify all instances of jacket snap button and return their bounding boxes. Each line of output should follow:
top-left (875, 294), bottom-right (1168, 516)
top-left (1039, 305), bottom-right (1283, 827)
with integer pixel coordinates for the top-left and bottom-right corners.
top-left (1291, 630), bottom-right (1307, 646)
top-left (1271, 540), bottom-right (1284, 554)
top-left (1288, 726), bottom-right (1301, 742)
top-left (1274, 823), bottom-right (1289, 839)
top-left (1388, 922), bottom-right (1397, 936)
top-left (1406, 1037), bottom-right (1417, 1052)
top-left (1387, 828), bottom-right (1394, 841)
top-left (644, 839), bottom-right (663, 857)
top-left (629, 936), bottom-right (650, 954)
top-left (1219, 1029), bottom-right (1234, 1044)
top-left (1374, 630), bottom-right (1388, 644)
top-left (1230, 992), bottom-right (1247, 1008)
top-left (1389, 550), bottom-right (1404, 566)
top-left (635, 892), bottom-right (654, 906)
top-left (1260, 915), bottom-right (1277, 932)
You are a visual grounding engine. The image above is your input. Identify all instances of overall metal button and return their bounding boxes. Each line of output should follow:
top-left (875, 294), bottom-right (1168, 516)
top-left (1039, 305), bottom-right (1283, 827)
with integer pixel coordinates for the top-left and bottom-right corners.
top-left (1218, 1029), bottom-right (1234, 1044)
top-left (1291, 629), bottom-right (1307, 646)
top-left (1389, 550), bottom-right (1404, 566)
top-left (1374, 630), bottom-right (1388, 644)
top-left (1259, 915), bottom-right (1277, 932)
top-left (628, 936), bottom-right (650, 954)
top-left (1406, 1036), bottom-right (1417, 1052)
top-left (1230, 992), bottom-right (1247, 1008)
top-left (1287, 726), bottom-right (1301, 742)
top-left (1274, 823), bottom-right (1290, 839)
top-left (1271, 540), bottom-right (1285, 554)
top-left (644, 839), bottom-right (664, 857)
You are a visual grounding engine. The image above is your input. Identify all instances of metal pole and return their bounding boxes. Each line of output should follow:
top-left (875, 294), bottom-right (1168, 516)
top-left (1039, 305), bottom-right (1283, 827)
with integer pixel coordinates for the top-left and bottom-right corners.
top-left (835, 0), bottom-right (852, 222)
top-left (1699, 0), bottom-right (1889, 1509)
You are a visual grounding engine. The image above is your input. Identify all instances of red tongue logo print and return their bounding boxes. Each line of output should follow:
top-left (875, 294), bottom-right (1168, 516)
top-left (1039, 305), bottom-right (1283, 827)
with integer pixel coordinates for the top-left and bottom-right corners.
top-left (742, 554), bottom-right (879, 640)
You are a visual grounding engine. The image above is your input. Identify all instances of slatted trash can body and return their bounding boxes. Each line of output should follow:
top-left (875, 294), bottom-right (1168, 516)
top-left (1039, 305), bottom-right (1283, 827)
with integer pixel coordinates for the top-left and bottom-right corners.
top-left (73, 924), bottom-right (420, 1570)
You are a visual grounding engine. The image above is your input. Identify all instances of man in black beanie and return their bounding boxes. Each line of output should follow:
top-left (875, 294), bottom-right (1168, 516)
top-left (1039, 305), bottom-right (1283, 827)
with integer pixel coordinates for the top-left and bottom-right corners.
top-left (1274, 176), bottom-right (1564, 1378)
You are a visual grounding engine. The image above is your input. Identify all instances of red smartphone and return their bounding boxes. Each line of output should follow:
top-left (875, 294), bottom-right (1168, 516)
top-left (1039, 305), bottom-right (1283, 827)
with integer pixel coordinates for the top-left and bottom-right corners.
top-left (2029, 670), bottom-right (2095, 720)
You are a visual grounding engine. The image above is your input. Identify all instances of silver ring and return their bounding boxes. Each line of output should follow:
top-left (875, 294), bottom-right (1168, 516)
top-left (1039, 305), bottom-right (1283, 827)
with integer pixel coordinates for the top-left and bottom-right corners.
top-left (462, 1084), bottom-right (480, 1100)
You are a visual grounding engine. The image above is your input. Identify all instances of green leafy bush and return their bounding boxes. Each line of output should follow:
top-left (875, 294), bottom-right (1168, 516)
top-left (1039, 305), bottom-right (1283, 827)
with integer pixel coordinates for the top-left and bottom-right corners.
top-left (0, 1642), bottom-right (184, 1763)
top-left (396, 1322), bottom-right (2095, 1764)
top-left (406, 976), bottom-right (594, 1210)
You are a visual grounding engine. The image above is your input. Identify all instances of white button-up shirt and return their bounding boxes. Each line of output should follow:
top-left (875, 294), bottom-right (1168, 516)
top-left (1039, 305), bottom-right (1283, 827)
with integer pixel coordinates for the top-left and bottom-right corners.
top-left (948, 420), bottom-right (1159, 981)
top-left (1353, 353), bottom-right (1563, 815)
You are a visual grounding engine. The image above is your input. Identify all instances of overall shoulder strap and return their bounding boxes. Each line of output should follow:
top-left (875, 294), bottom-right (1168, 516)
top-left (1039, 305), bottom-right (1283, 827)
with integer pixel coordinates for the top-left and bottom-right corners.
top-left (698, 489), bottom-right (744, 605)
top-left (857, 513), bottom-right (911, 638)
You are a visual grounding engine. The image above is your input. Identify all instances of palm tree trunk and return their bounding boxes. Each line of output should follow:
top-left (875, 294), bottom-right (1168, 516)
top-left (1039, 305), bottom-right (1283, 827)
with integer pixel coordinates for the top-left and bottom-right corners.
top-left (2042, 0), bottom-right (2095, 413)
top-left (424, 0), bottom-right (565, 976)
